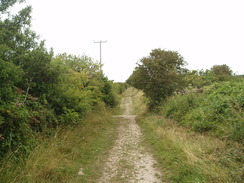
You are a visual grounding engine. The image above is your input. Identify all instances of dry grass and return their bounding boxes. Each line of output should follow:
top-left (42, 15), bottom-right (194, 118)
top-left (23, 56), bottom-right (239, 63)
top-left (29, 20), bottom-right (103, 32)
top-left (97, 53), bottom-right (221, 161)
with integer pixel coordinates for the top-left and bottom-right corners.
top-left (130, 89), bottom-right (147, 115)
top-left (138, 114), bottom-right (243, 182)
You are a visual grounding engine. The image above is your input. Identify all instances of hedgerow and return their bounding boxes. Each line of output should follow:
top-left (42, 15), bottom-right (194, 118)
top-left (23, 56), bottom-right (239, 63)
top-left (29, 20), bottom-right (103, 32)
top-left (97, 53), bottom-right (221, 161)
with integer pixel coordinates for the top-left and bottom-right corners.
top-left (0, 1), bottom-right (118, 159)
top-left (162, 81), bottom-right (244, 142)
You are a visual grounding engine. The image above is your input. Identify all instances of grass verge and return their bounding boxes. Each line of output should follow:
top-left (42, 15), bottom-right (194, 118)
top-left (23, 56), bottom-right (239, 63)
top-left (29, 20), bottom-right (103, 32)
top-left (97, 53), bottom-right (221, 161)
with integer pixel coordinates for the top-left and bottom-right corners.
top-left (137, 114), bottom-right (243, 182)
top-left (131, 87), bottom-right (243, 182)
top-left (0, 107), bottom-right (119, 183)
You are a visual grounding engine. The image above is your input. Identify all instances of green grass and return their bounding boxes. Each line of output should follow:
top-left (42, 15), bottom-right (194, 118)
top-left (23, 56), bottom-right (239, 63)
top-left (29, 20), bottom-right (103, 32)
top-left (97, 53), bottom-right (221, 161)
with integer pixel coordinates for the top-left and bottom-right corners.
top-left (0, 107), bottom-right (119, 183)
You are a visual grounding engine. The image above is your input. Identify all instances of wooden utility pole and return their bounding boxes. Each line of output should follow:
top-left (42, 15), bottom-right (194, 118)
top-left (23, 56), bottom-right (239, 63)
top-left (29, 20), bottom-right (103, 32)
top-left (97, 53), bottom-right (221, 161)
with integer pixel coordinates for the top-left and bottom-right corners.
top-left (94, 40), bottom-right (107, 66)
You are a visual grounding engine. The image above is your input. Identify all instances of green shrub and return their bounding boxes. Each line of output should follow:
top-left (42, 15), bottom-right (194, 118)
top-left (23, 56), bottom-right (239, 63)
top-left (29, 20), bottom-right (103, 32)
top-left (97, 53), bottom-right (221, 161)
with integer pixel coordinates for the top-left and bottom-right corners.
top-left (0, 60), bottom-right (23, 102)
top-left (162, 93), bottom-right (200, 122)
top-left (161, 80), bottom-right (244, 142)
top-left (60, 108), bottom-right (81, 125)
top-left (0, 103), bottom-right (32, 158)
top-left (101, 77), bottom-right (118, 108)
top-left (112, 82), bottom-right (128, 95)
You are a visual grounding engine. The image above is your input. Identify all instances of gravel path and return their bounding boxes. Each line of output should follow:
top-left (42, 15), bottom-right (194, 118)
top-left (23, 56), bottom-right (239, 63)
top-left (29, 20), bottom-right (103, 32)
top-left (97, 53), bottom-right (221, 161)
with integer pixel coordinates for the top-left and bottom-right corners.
top-left (98, 95), bottom-right (162, 183)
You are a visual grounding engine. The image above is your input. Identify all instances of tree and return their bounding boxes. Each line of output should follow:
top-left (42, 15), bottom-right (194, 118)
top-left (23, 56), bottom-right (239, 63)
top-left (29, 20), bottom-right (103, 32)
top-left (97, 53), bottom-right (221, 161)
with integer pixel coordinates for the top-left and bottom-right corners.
top-left (0, 0), bottom-right (57, 156)
top-left (0, 0), bottom-right (118, 158)
top-left (0, 1), bottom-right (56, 98)
top-left (0, 59), bottom-right (23, 102)
top-left (210, 64), bottom-right (233, 81)
top-left (0, 0), bottom-right (24, 12)
top-left (127, 49), bottom-right (187, 110)
top-left (0, 3), bottom-right (37, 64)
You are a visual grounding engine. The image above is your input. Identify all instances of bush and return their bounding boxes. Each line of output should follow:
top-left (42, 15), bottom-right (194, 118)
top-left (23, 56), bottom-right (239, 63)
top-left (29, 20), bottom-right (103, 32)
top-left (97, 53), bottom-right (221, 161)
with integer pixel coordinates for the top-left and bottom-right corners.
top-left (101, 77), bottom-right (118, 108)
top-left (161, 80), bottom-right (244, 142)
top-left (162, 93), bottom-right (200, 122)
top-left (112, 82), bottom-right (128, 95)
top-left (0, 60), bottom-right (23, 102)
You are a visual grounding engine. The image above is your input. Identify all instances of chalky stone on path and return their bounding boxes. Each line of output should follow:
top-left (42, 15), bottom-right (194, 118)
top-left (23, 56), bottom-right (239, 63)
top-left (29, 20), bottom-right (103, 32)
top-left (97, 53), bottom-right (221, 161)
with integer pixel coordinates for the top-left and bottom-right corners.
top-left (98, 90), bottom-right (162, 183)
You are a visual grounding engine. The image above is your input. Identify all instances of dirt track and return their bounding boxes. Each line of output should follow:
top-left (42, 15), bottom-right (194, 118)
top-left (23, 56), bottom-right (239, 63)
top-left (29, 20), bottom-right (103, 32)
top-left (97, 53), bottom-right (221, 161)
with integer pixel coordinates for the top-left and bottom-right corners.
top-left (98, 92), bottom-right (162, 183)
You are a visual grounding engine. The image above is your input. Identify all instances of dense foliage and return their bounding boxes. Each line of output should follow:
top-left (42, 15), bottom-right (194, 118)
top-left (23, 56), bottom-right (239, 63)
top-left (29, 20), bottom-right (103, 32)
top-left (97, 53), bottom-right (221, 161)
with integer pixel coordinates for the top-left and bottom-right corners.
top-left (127, 49), bottom-right (187, 110)
top-left (185, 64), bottom-right (235, 88)
top-left (0, 1), bottom-right (117, 158)
top-left (112, 82), bottom-right (128, 95)
top-left (162, 81), bottom-right (244, 142)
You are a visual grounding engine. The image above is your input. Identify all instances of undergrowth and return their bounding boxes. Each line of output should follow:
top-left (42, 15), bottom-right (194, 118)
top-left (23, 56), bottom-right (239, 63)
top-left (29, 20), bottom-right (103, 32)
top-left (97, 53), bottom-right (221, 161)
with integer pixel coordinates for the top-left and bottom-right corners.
top-left (0, 107), bottom-right (118, 183)
top-left (161, 81), bottom-right (244, 142)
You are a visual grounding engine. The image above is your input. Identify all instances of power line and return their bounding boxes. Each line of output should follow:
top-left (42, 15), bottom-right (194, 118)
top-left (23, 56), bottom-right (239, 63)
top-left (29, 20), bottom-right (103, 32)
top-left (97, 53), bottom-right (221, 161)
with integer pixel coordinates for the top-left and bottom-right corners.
top-left (94, 40), bottom-right (107, 67)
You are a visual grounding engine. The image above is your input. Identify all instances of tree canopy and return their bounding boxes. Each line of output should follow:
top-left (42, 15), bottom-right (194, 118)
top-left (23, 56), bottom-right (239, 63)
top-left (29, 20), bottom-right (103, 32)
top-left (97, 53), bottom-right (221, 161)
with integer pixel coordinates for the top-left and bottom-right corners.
top-left (127, 48), bottom-right (187, 110)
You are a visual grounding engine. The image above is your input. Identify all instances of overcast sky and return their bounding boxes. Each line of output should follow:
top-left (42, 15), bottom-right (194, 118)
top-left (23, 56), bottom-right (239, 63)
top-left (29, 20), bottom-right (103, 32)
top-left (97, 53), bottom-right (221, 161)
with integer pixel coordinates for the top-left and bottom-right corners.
top-left (21, 0), bottom-right (244, 82)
